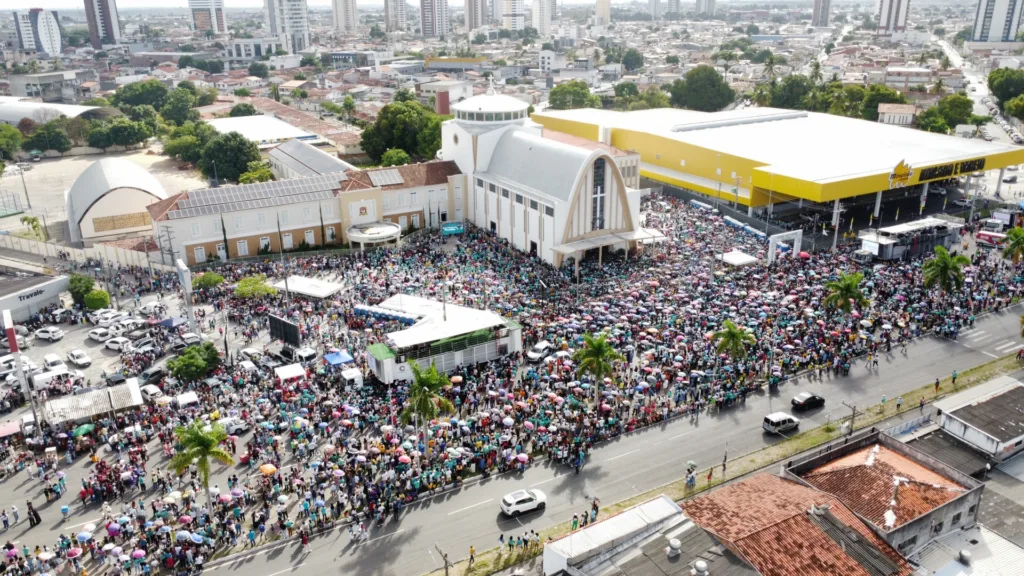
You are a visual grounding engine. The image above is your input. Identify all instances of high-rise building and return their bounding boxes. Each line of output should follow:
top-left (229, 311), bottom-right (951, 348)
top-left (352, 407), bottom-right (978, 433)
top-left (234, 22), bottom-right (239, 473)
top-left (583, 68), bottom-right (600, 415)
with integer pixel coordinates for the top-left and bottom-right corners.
top-left (503, 0), bottom-right (525, 30)
top-left (188, 0), bottom-right (228, 35)
top-left (649, 0), bottom-right (660, 18)
top-left (695, 0), bottom-right (714, 15)
top-left (876, 0), bottom-right (909, 36)
top-left (421, 0), bottom-right (449, 37)
top-left (532, 0), bottom-right (551, 38)
top-left (13, 9), bottom-right (62, 57)
top-left (265, 0), bottom-right (310, 53)
top-left (594, 0), bottom-right (610, 23)
top-left (465, 0), bottom-right (486, 31)
top-left (332, 0), bottom-right (358, 34)
top-left (384, 0), bottom-right (407, 30)
top-left (665, 0), bottom-right (680, 14)
top-left (972, 0), bottom-right (1024, 41)
top-left (83, 0), bottom-right (120, 49)
top-left (549, 0), bottom-right (557, 23)
top-left (811, 0), bottom-right (830, 26)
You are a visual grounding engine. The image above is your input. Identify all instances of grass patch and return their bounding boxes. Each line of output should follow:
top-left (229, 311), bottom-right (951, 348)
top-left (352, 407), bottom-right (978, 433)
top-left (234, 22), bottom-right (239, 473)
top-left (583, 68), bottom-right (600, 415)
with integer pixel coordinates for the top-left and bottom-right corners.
top-left (424, 353), bottom-right (1021, 576)
top-left (11, 228), bottom-right (46, 241)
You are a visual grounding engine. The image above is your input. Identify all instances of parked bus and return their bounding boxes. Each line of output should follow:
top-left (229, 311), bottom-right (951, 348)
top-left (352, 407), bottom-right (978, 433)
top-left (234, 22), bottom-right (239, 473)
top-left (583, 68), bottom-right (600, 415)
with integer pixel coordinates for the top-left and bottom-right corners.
top-left (976, 231), bottom-right (1007, 248)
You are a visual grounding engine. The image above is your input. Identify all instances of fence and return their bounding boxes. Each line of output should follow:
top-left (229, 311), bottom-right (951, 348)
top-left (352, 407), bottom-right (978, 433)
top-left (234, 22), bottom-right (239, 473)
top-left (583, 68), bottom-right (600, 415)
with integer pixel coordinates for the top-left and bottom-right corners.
top-left (0, 234), bottom-right (176, 272)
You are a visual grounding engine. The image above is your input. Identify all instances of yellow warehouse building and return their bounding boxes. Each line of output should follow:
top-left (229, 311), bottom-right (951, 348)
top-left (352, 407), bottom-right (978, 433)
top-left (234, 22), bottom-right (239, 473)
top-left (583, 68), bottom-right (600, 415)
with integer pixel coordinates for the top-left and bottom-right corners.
top-left (532, 107), bottom-right (1024, 215)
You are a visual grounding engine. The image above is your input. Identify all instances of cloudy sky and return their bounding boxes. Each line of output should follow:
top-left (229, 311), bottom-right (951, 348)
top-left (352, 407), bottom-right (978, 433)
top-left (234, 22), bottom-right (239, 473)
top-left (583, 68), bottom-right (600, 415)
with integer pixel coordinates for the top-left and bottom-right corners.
top-left (7, 1), bottom-right (345, 9)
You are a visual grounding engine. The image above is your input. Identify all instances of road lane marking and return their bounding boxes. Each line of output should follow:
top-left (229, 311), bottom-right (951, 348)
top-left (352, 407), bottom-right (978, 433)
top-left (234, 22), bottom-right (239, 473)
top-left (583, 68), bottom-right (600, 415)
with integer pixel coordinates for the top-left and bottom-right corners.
top-left (655, 430), bottom-right (696, 445)
top-left (448, 499), bottom-right (493, 515)
top-left (604, 449), bottom-right (640, 462)
top-left (983, 351), bottom-right (999, 358)
top-left (64, 518), bottom-right (100, 529)
top-left (363, 529), bottom-right (405, 544)
top-left (265, 563), bottom-right (305, 576)
top-left (530, 473), bottom-right (568, 487)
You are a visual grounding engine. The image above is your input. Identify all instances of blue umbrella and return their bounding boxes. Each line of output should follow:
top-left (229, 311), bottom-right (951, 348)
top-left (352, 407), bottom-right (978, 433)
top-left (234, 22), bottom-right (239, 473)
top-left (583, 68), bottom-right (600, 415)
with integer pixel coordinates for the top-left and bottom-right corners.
top-left (76, 532), bottom-right (92, 542)
top-left (189, 534), bottom-right (204, 544)
top-left (175, 531), bottom-right (192, 541)
top-left (118, 516), bottom-right (131, 525)
top-left (158, 526), bottom-right (172, 534)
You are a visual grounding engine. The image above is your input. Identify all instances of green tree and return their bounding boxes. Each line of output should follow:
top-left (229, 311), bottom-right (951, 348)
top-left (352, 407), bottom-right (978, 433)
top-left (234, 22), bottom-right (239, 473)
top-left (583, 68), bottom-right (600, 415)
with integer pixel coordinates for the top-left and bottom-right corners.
top-left (359, 101), bottom-right (435, 162)
top-left (417, 114), bottom-right (445, 159)
top-left (199, 132), bottom-right (261, 182)
top-left (746, 24), bottom-right (760, 34)
top-left (105, 118), bottom-right (152, 147)
top-left (81, 97), bottom-right (111, 106)
top-left (370, 25), bottom-right (386, 39)
top-left (163, 135), bottom-right (202, 163)
top-left (1005, 94), bottom-right (1024, 121)
top-left (988, 68), bottom-right (1024, 104)
top-left (161, 88), bottom-right (199, 126)
top-left (916, 107), bottom-right (949, 133)
top-left (112, 79), bottom-right (170, 109)
top-left (666, 55), bottom-right (680, 65)
top-left (68, 274), bottom-right (94, 306)
top-left (823, 272), bottom-right (869, 313)
top-left (229, 103), bottom-right (257, 117)
top-left (233, 88), bottom-right (251, 97)
top-left (473, 33), bottom-right (487, 44)
top-left (290, 89), bottom-right (308, 99)
top-left (549, 79), bottom-right (601, 109)
top-left (193, 272), bottom-right (225, 289)
top-left (399, 360), bottom-right (453, 459)
top-left (20, 215), bottom-right (42, 239)
top-left (751, 84), bottom-right (771, 107)
top-left (861, 84), bottom-right (907, 121)
top-left (614, 82), bottom-right (640, 99)
top-left (178, 55), bottom-right (195, 69)
top-left (293, 73), bottom-right (307, 80)
top-left (0, 124), bottom-right (22, 160)
top-left (238, 160), bottom-right (274, 183)
top-left (234, 274), bottom-right (278, 298)
top-left (572, 333), bottom-right (625, 407)
top-left (84, 289), bottom-right (111, 310)
top-left (968, 114), bottom-right (991, 136)
top-left (248, 62), bottom-right (270, 79)
top-left (713, 319), bottom-right (756, 361)
top-left (393, 88), bottom-right (417, 102)
top-left (931, 78), bottom-right (947, 94)
top-left (300, 55), bottom-right (319, 67)
top-left (128, 104), bottom-right (160, 133)
top-left (762, 53), bottom-right (778, 80)
top-left (168, 420), bottom-right (234, 512)
top-left (922, 245), bottom-right (971, 293)
top-left (342, 95), bottom-right (356, 118)
top-left (809, 60), bottom-right (823, 85)
top-left (196, 87), bottom-right (219, 107)
top-left (770, 75), bottom-right (815, 109)
top-left (381, 148), bottom-right (411, 166)
top-left (1002, 227), bottom-right (1024, 263)
top-left (270, 83), bottom-right (281, 102)
top-left (669, 66), bottom-right (735, 112)
top-left (22, 121), bottom-right (72, 154)
top-left (622, 48), bottom-right (644, 71)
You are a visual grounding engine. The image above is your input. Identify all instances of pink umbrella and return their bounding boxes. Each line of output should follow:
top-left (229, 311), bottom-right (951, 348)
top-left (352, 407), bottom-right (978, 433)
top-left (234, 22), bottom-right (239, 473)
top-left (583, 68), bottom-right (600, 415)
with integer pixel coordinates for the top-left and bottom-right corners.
top-left (516, 453), bottom-right (529, 463)
top-left (398, 455), bottom-right (411, 464)
top-left (66, 549), bottom-right (83, 559)
top-left (524, 421), bottom-right (535, 430)
top-left (332, 411), bottom-right (342, 418)
top-left (333, 469), bottom-right (345, 477)
top-left (178, 515), bottom-right (192, 524)
top-left (131, 550), bottom-right (146, 559)
top-left (218, 494), bottom-right (233, 503)
top-left (341, 419), bottom-right (353, 427)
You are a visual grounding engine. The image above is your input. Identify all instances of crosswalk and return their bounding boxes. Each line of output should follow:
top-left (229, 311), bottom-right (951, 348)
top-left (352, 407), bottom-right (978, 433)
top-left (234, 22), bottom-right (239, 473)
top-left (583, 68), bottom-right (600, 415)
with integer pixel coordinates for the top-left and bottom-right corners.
top-left (958, 328), bottom-right (1024, 356)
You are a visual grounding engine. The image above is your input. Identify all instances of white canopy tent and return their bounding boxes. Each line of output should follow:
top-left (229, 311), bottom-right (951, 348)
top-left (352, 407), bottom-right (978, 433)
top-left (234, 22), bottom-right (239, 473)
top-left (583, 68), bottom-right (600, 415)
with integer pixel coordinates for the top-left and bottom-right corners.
top-left (717, 250), bottom-right (759, 268)
top-left (272, 276), bottom-right (345, 299)
top-left (275, 363), bottom-right (306, 382)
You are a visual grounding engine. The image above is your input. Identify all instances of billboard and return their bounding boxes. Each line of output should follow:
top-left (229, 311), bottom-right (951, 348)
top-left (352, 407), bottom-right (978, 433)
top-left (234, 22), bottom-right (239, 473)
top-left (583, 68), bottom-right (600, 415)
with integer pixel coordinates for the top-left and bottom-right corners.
top-left (269, 314), bottom-right (301, 347)
top-left (441, 222), bottom-right (465, 236)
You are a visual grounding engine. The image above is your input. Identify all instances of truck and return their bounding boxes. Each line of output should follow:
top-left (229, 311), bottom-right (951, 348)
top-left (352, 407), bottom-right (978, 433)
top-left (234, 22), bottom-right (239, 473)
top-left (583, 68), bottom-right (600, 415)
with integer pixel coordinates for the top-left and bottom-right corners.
top-left (341, 367), bottom-right (364, 391)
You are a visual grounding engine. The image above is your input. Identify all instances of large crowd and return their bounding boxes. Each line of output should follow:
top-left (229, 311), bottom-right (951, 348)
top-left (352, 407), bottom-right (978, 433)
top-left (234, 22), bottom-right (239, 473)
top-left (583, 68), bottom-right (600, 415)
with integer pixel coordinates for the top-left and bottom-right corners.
top-left (2, 191), bottom-right (1023, 575)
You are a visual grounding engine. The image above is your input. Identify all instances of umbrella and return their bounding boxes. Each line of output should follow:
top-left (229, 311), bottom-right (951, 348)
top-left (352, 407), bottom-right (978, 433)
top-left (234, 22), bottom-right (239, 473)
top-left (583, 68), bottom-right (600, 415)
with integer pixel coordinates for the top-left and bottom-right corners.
top-left (218, 494), bottom-right (233, 503)
top-left (102, 544), bottom-right (116, 552)
top-left (76, 532), bottom-right (92, 542)
top-left (260, 464), bottom-right (278, 475)
top-left (66, 549), bottom-right (83, 559)
top-left (158, 526), bottom-right (172, 534)
top-left (5, 550), bottom-right (16, 559)
top-left (72, 423), bottom-right (95, 438)
top-left (178, 515), bottom-right (192, 524)
top-left (119, 555), bottom-right (130, 562)
top-left (131, 550), bottom-right (146, 559)
top-left (112, 547), bottom-right (123, 556)
top-left (83, 523), bottom-right (97, 532)
top-left (277, 495), bottom-right (288, 504)
top-left (190, 534), bottom-right (205, 544)
top-left (398, 455), bottom-right (411, 464)
top-left (175, 531), bottom-right (192, 542)
top-left (516, 453), bottom-right (529, 463)
top-left (231, 488), bottom-right (244, 497)
top-left (118, 516), bottom-right (131, 525)
top-left (37, 552), bottom-right (55, 561)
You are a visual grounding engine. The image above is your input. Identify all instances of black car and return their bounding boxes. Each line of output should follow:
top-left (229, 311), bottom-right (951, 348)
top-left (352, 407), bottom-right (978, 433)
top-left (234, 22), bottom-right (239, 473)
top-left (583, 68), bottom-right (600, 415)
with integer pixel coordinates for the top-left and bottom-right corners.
top-left (106, 373), bottom-right (127, 387)
top-left (791, 392), bottom-right (825, 411)
top-left (170, 342), bottom-right (188, 355)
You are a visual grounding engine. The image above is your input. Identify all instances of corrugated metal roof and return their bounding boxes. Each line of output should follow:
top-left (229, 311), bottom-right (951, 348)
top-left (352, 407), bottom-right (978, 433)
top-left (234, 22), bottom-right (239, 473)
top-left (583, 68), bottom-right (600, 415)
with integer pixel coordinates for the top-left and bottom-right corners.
top-left (934, 376), bottom-right (1022, 414)
top-left (911, 525), bottom-right (1024, 576)
top-left (43, 381), bottom-right (144, 424)
top-left (547, 495), bottom-right (682, 564)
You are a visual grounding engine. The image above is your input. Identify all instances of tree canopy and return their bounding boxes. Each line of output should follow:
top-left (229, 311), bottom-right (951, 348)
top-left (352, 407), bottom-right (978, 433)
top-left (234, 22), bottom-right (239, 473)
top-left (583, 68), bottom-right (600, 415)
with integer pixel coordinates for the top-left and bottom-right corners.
top-left (548, 80), bottom-right (601, 110)
top-left (668, 65), bottom-right (735, 112)
top-left (359, 101), bottom-right (444, 163)
top-left (160, 88), bottom-right (199, 126)
top-left (988, 67), bottom-right (1024, 107)
top-left (935, 93), bottom-right (973, 127)
top-left (248, 62), bottom-right (270, 79)
top-left (112, 79), bottom-right (170, 109)
top-left (229, 103), bottom-right (257, 117)
top-left (234, 275), bottom-right (278, 298)
top-left (199, 132), bottom-right (261, 182)
top-left (381, 148), bottom-right (411, 166)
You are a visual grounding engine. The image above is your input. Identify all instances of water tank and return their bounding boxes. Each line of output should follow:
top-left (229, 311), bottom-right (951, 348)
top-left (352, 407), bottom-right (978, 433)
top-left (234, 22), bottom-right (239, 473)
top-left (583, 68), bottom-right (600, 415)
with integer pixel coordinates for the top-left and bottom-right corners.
top-left (959, 550), bottom-right (972, 565)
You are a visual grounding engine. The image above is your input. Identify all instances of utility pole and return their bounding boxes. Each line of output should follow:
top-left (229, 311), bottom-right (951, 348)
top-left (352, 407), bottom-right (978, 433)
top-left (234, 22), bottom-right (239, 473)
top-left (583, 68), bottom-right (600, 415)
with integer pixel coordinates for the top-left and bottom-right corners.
top-left (4, 310), bottom-right (42, 443)
top-left (841, 401), bottom-right (865, 436)
top-left (433, 544), bottom-right (453, 576)
top-left (276, 213), bottom-right (291, 303)
top-left (18, 169), bottom-right (32, 211)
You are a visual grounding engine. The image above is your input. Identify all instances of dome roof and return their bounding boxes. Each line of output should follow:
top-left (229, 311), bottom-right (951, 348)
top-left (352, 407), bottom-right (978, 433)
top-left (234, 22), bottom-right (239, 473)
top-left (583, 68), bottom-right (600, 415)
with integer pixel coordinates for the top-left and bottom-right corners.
top-left (452, 91), bottom-right (530, 114)
top-left (66, 158), bottom-right (167, 227)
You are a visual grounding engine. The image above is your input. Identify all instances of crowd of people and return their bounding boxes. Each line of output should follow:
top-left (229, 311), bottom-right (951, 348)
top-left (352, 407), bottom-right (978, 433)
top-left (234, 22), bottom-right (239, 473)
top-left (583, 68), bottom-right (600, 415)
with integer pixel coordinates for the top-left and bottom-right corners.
top-left (2, 191), bottom-right (1023, 576)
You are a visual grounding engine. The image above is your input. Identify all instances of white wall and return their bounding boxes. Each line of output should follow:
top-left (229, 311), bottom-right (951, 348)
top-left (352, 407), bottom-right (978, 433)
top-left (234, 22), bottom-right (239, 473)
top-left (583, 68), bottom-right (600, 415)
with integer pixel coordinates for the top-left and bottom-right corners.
top-left (77, 187), bottom-right (163, 241)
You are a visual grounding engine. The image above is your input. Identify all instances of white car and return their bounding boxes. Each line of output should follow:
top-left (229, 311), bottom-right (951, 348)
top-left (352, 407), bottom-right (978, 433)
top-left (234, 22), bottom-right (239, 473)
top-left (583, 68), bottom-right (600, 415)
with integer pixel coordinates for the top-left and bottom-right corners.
top-left (99, 312), bottom-right (130, 327)
top-left (952, 199), bottom-right (972, 207)
top-left (66, 349), bottom-right (92, 367)
top-left (182, 333), bottom-right (202, 346)
top-left (217, 417), bottom-right (250, 435)
top-left (108, 323), bottom-right (129, 337)
top-left (119, 318), bottom-right (144, 331)
top-left (87, 308), bottom-right (114, 323)
top-left (544, 350), bottom-right (573, 364)
top-left (34, 326), bottom-right (64, 341)
top-left (499, 489), bottom-right (547, 517)
top-left (138, 302), bottom-right (166, 316)
top-left (140, 384), bottom-right (164, 402)
top-left (526, 341), bottom-right (553, 363)
top-left (88, 328), bottom-right (112, 342)
top-left (42, 353), bottom-right (66, 371)
top-left (0, 335), bottom-right (28, 350)
top-left (239, 348), bottom-right (262, 361)
top-left (105, 337), bottom-right (131, 351)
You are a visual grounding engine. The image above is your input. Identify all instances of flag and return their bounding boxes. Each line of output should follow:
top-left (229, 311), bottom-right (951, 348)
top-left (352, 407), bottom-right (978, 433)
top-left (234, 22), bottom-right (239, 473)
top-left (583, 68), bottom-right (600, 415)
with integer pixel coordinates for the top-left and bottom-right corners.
top-left (895, 207), bottom-right (900, 221)
top-left (849, 216), bottom-right (854, 232)
top-left (943, 197), bottom-right (947, 210)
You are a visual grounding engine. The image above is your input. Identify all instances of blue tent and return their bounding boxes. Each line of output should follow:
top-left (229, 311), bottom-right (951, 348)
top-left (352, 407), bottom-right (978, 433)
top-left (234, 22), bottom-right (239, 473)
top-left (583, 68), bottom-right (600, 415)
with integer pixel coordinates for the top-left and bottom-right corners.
top-left (159, 317), bottom-right (187, 328)
top-left (324, 350), bottom-right (354, 366)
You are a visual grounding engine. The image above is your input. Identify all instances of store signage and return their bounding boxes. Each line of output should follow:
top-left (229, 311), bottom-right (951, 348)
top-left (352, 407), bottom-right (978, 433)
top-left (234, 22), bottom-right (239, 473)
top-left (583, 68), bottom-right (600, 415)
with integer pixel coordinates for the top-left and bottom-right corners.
top-left (18, 289), bottom-right (44, 302)
top-left (888, 160), bottom-right (914, 189)
top-left (441, 222), bottom-right (465, 236)
top-left (918, 158), bottom-right (986, 182)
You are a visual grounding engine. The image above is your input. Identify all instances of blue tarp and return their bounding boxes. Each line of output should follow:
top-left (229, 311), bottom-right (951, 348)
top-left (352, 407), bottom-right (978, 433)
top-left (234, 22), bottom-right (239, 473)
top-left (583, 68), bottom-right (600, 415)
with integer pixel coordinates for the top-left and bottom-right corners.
top-left (159, 317), bottom-right (187, 328)
top-left (324, 350), bottom-right (354, 366)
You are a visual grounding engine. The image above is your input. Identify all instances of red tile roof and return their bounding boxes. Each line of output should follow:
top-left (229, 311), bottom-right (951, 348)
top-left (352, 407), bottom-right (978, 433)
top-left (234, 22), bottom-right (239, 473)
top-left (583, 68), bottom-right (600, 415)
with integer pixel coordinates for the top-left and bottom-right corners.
top-left (146, 192), bottom-right (185, 222)
top-left (683, 474), bottom-right (913, 576)
top-left (799, 444), bottom-right (967, 531)
top-left (342, 161), bottom-right (460, 192)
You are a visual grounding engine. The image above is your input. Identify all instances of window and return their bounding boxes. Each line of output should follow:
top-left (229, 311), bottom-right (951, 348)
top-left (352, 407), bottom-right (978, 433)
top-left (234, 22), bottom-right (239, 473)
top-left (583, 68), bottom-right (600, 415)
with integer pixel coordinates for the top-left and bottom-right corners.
top-left (257, 212), bottom-right (266, 228)
top-left (398, 194), bottom-right (406, 207)
top-left (282, 232), bottom-right (293, 249)
top-left (303, 207), bottom-right (312, 222)
top-left (489, 183), bottom-right (496, 193)
top-left (933, 521), bottom-right (944, 534)
top-left (969, 505), bottom-right (977, 515)
top-left (383, 195), bottom-right (391, 209)
top-left (259, 236), bottom-right (271, 251)
top-left (326, 226), bottom-right (336, 241)
top-left (234, 215), bottom-right (243, 231)
top-left (592, 158), bottom-right (607, 231)
top-left (191, 223), bottom-right (201, 238)
top-left (215, 219), bottom-right (223, 232)
top-left (193, 246), bottom-right (206, 263)
top-left (516, 194), bottom-right (524, 204)
top-left (412, 214), bottom-right (420, 228)
top-left (410, 191), bottom-right (418, 205)
top-left (304, 230), bottom-right (315, 245)
top-left (545, 206), bottom-right (554, 217)
top-left (476, 178), bottom-right (484, 188)
top-left (501, 188), bottom-right (509, 198)
top-left (951, 512), bottom-right (962, 526)
top-left (236, 240), bottom-right (249, 256)
top-left (529, 200), bottom-right (538, 210)
top-left (279, 211), bottom-right (289, 226)
top-left (899, 535), bottom-right (917, 551)
top-left (323, 204), bottom-right (333, 217)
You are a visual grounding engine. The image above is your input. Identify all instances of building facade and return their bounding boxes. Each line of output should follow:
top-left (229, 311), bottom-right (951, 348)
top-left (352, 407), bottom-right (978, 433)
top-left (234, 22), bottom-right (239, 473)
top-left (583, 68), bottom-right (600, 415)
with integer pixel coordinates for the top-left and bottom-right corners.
top-left (332, 0), bottom-right (358, 34)
top-left (811, 0), bottom-right (830, 26)
top-left (265, 0), bottom-right (310, 54)
top-left (594, 0), bottom-right (610, 24)
top-left (532, 0), bottom-right (551, 39)
top-left (384, 0), bottom-right (407, 30)
top-left (188, 0), bottom-right (228, 35)
top-left (13, 10), bottom-right (62, 58)
top-left (503, 0), bottom-right (525, 31)
top-left (420, 0), bottom-right (450, 37)
top-left (223, 35), bottom-right (288, 61)
top-left (695, 0), bottom-right (715, 16)
top-left (664, 0), bottom-right (680, 15)
top-left (877, 103), bottom-right (916, 126)
top-left (972, 0), bottom-right (1024, 42)
top-left (83, 0), bottom-right (121, 49)
top-left (649, 0), bottom-right (660, 19)
top-left (9, 69), bottom-right (98, 103)
top-left (465, 0), bottom-right (487, 32)
top-left (877, 0), bottom-right (909, 36)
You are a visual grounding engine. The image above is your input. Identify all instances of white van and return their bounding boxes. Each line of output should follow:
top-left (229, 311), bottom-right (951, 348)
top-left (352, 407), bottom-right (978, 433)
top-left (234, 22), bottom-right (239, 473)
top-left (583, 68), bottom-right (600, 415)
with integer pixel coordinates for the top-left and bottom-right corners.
top-left (31, 368), bottom-right (82, 391)
top-left (341, 367), bottom-right (364, 390)
top-left (762, 412), bottom-right (800, 434)
top-left (42, 353), bottom-right (66, 372)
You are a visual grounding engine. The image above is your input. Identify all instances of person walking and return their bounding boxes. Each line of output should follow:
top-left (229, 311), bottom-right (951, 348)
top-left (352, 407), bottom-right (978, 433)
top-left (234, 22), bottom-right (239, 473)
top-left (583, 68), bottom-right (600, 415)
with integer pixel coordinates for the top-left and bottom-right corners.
top-left (935, 378), bottom-right (940, 394)
top-left (952, 370), bottom-right (958, 386)
top-left (896, 396), bottom-right (903, 412)
top-left (468, 545), bottom-right (475, 570)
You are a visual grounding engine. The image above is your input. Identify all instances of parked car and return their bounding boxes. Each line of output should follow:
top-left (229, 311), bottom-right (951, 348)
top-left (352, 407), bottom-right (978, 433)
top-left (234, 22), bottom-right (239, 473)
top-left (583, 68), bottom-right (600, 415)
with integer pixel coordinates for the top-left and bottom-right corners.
top-left (140, 384), bottom-right (164, 402)
top-left (105, 337), bottom-right (131, 351)
top-left (138, 302), bottom-right (166, 316)
top-left (217, 417), bottom-right (250, 435)
top-left (87, 309), bottom-right (114, 323)
top-left (526, 341), bottom-right (553, 363)
top-left (42, 353), bottom-right (66, 371)
top-left (98, 312), bottom-right (130, 327)
top-left (88, 328), bottom-right (113, 342)
top-left (0, 335), bottom-right (28, 350)
top-left (791, 392), bottom-right (825, 411)
top-left (499, 489), bottom-right (547, 517)
top-left (182, 333), bottom-right (202, 346)
top-left (66, 349), bottom-right (92, 367)
top-left (138, 366), bottom-right (167, 386)
top-left (105, 373), bottom-right (127, 387)
top-left (1003, 175), bottom-right (1018, 183)
top-left (763, 412), bottom-right (800, 434)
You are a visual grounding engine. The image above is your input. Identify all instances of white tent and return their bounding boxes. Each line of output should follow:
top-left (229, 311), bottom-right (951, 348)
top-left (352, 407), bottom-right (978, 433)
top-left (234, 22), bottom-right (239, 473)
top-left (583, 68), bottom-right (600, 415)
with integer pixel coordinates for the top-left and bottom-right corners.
top-left (175, 391), bottom-right (200, 407)
top-left (274, 363), bottom-right (306, 382)
top-left (717, 250), bottom-right (759, 268)
top-left (271, 276), bottom-right (344, 299)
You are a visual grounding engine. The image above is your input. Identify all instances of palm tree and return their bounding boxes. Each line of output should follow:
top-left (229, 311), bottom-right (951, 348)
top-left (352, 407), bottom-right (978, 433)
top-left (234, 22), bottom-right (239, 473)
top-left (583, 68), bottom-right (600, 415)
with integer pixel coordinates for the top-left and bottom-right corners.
top-left (752, 85), bottom-right (771, 107)
top-left (399, 360), bottom-right (453, 459)
top-left (809, 60), bottom-right (823, 85)
top-left (169, 421), bottom-right (234, 512)
top-left (1003, 227), bottom-right (1024, 262)
top-left (916, 52), bottom-right (929, 66)
top-left (823, 272), bottom-right (870, 314)
top-left (931, 78), bottom-right (947, 94)
top-left (573, 333), bottom-right (625, 407)
top-left (720, 51), bottom-right (737, 74)
top-left (922, 245), bottom-right (971, 293)
top-left (713, 319), bottom-right (756, 361)
top-left (763, 54), bottom-right (777, 81)
top-left (940, 54), bottom-right (952, 71)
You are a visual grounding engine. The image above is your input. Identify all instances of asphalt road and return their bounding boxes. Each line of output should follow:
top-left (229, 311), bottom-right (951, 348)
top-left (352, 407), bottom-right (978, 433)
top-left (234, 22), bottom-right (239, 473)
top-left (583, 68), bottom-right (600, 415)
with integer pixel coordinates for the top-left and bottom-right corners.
top-left (195, 305), bottom-right (1024, 576)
